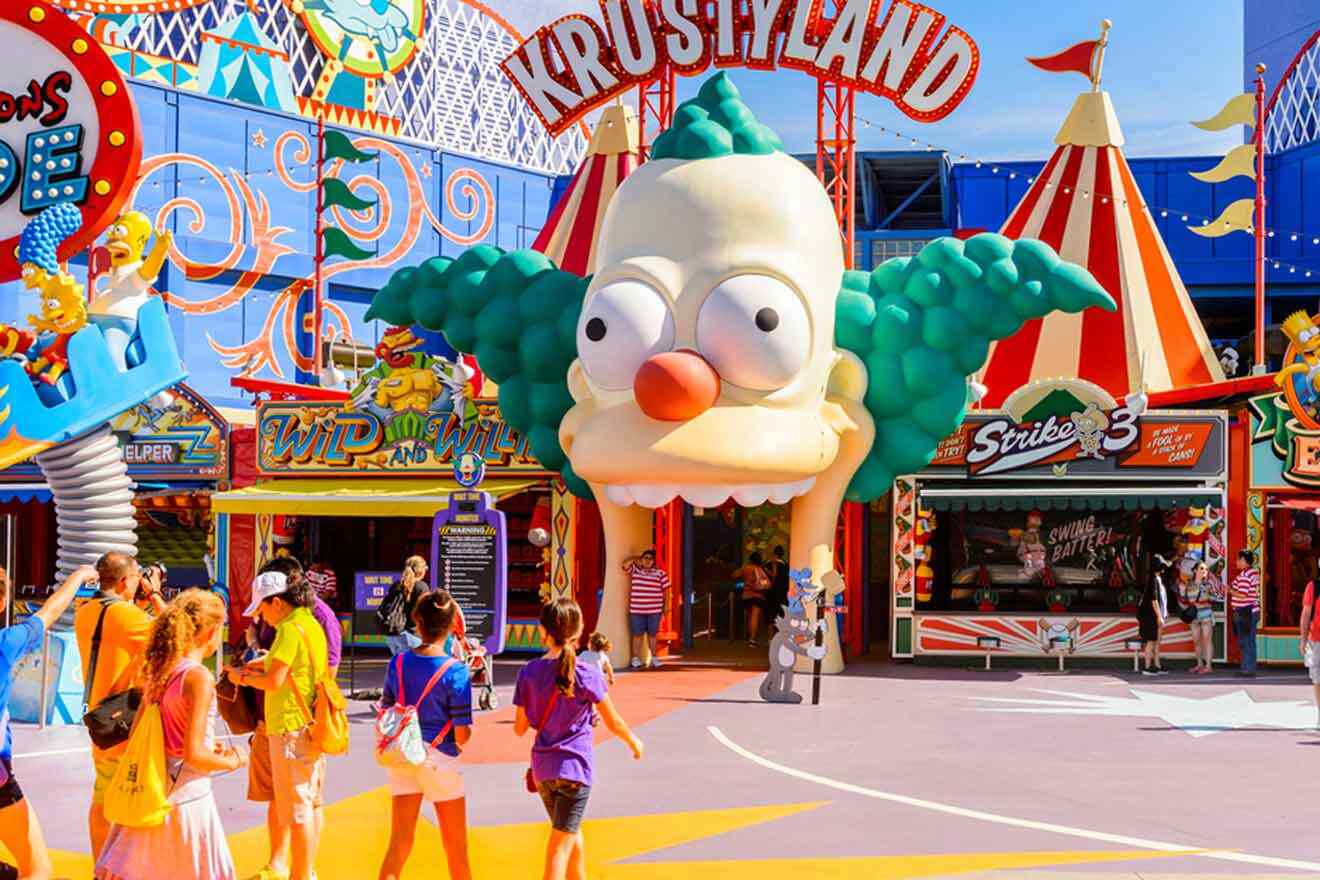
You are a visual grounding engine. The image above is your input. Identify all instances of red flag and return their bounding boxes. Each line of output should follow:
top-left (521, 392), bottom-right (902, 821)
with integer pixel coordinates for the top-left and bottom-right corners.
top-left (1027, 40), bottom-right (1099, 78)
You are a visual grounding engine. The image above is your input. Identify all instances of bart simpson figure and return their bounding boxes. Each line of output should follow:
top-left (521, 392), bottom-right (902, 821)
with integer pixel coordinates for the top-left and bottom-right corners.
top-left (1276, 310), bottom-right (1320, 404)
top-left (91, 210), bottom-right (172, 369)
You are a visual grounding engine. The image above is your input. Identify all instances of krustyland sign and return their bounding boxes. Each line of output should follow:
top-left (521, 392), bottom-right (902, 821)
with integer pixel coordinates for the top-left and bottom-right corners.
top-left (256, 400), bottom-right (547, 477)
top-left (504, 0), bottom-right (980, 136)
top-left (0, 3), bottom-right (142, 280)
top-left (929, 408), bottom-right (1226, 480)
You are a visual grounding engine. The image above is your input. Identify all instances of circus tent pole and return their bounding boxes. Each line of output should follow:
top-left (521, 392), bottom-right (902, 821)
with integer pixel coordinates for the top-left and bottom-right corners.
top-left (1091, 20), bottom-right (1112, 92)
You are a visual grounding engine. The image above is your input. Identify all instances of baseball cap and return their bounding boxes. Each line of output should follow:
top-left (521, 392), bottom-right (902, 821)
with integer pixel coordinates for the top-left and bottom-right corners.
top-left (243, 571), bottom-right (288, 618)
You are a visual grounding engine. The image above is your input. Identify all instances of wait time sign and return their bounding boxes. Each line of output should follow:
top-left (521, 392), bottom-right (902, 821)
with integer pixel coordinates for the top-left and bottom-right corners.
top-left (505, 0), bottom-right (980, 136)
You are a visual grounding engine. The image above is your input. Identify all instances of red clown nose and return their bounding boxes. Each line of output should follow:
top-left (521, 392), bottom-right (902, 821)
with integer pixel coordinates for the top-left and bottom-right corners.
top-left (633, 351), bottom-right (721, 421)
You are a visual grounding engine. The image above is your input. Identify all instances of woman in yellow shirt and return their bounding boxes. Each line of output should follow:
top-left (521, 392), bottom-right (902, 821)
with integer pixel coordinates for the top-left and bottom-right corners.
top-left (225, 571), bottom-right (328, 880)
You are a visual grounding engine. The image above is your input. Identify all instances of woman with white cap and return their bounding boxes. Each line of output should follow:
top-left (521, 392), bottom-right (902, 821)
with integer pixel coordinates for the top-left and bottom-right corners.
top-left (224, 568), bottom-right (328, 880)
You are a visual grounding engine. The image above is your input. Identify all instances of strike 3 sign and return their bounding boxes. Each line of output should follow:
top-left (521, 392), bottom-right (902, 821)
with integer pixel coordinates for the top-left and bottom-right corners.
top-left (505, 0), bottom-right (981, 136)
top-left (0, 3), bottom-right (141, 282)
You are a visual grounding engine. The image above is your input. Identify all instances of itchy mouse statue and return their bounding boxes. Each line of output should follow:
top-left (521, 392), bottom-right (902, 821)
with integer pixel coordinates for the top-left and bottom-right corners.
top-left (367, 73), bottom-right (1114, 672)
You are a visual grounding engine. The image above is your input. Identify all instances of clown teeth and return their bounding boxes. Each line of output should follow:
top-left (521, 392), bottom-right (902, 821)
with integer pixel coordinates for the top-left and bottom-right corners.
top-left (602, 477), bottom-right (816, 509)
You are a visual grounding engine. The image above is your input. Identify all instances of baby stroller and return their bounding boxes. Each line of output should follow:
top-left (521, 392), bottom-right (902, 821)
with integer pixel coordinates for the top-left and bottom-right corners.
top-left (459, 637), bottom-right (497, 710)
top-left (450, 607), bottom-right (497, 710)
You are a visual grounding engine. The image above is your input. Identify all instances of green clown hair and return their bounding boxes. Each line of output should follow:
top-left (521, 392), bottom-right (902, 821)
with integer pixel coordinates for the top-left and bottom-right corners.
top-left (650, 72), bottom-right (783, 161)
top-left (367, 246), bottom-right (592, 497)
top-left (835, 233), bottom-right (1114, 502)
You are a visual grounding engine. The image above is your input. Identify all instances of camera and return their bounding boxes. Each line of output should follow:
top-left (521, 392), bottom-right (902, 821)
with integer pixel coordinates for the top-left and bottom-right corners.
top-left (136, 562), bottom-right (168, 602)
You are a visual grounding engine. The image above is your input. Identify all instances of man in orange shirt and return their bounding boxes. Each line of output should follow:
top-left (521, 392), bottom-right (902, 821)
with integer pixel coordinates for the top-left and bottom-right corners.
top-left (74, 552), bottom-right (165, 859)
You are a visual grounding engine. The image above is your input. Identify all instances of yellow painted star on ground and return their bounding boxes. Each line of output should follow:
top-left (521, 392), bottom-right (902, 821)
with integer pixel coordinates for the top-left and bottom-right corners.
top-left (42, 792), bottom-right (1196, 879)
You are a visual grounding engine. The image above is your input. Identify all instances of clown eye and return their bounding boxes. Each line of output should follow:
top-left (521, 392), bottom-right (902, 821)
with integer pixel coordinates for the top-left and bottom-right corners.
top-left (577, 280), bottom-right (674, 391)
top-left (697, 275), bottom-right (810, 391)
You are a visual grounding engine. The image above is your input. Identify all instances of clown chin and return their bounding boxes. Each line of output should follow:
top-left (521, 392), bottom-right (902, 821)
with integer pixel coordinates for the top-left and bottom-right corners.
top-left (601, 477), bottom-right (817, 509)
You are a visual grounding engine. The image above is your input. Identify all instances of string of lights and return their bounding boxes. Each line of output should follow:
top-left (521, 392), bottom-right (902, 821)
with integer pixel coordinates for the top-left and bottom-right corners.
top-left (854, 113), bottom-right (1320, 251)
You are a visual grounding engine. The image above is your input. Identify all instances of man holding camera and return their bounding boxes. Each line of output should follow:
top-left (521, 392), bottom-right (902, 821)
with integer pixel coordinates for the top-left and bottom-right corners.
top-left (73, 552), bottom-right (166, 860)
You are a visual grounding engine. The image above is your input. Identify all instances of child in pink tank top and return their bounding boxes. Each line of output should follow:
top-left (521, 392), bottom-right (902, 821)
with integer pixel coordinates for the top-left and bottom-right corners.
top-left (95, 590), bottom-right (244, 880)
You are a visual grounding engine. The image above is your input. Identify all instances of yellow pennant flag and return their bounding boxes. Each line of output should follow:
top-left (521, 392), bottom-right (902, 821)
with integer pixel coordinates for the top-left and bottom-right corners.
top-left (1187, 198), bottom-right (1255, 237)
top-left (1192, 93), bottom-right (1257, 131)
top-left (1189, 143), bottom-right (1257, 183)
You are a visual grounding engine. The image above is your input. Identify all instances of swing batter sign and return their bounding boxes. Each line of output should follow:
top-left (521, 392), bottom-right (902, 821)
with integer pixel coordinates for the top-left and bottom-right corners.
top-left (504, 0), bottom-right (980, 137)
top-left (0, 3), bottom-right (142, 281)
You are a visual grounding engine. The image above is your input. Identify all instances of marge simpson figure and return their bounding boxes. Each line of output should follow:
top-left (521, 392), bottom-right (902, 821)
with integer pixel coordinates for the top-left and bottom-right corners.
top-left (91, 211), bottom-right (172, 369)
top-left (10, 204), bottom-right (86, 383)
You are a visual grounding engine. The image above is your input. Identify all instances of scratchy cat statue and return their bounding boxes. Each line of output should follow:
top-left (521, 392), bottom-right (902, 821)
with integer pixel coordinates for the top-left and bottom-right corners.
top-left (760, 606), bottom-right (827, 704)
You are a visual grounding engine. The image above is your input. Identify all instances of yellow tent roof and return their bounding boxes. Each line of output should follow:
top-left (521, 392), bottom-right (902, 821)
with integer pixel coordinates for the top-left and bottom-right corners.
top-left (212, 478), bottom-right (542, 517)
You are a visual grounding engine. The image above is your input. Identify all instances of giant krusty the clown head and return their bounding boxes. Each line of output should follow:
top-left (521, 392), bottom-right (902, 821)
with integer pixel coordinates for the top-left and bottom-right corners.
top-left (369, 74), bottom-right (1114, 669)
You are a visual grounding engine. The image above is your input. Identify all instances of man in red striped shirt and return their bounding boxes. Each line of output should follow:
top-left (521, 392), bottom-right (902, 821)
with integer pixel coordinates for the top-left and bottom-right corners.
top-left (623, 549), bottom-right (669, 670)
top-left (1230, 550), bottom-right (1260, 677)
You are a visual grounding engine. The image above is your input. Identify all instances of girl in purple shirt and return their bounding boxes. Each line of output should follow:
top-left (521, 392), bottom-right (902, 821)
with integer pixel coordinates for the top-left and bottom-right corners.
top-left (514, 599), bottom-right (643, 880)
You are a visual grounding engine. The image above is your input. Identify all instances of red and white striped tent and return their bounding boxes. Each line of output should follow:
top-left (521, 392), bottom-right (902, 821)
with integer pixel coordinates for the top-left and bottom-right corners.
top-left (532, 104), bottom-right (640, 276)
top-left (979, 91), bottom-right (1224, 407)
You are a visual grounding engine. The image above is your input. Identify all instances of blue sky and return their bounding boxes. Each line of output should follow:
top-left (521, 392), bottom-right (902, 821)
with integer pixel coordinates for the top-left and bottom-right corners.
top-left (490, 0), bottom-right (1246, 161)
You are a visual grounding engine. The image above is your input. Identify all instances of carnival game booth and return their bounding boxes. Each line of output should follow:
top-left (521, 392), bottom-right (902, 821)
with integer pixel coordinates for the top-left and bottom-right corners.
top-left (213, 392), bottom-right (581, 653)
top-left (2, 384), bottom-right (228, 605)
top-left (891, 380), bottom-right (1229, 664)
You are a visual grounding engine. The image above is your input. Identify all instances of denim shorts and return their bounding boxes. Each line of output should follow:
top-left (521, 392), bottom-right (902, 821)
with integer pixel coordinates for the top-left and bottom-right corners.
top-left (629, 612), bottom-right (661, 637)
top-left (538, 779), bottom-right (591, 833)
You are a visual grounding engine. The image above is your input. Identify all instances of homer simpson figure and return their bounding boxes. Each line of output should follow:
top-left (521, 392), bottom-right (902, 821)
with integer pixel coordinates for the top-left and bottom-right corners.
top-left (92, 211), bottom-right (172, 370)
top-left (1276, 310), bottom-right (1320, 405)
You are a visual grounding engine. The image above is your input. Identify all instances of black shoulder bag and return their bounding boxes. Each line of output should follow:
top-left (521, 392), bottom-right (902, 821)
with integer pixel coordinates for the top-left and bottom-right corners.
top-left (82, 598), bottom-right (143, 750)
top-left (376, 583), bottom-right (409, 635)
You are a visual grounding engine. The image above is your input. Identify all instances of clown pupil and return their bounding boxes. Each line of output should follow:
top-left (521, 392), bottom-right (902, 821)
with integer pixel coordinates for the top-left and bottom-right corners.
top-left (585, 317), bottom-right (607, 341)
top-left (755, 307), bottom-right (779, 332)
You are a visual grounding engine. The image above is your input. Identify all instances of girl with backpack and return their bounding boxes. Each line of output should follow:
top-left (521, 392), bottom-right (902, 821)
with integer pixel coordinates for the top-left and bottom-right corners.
top-left (96, 589), bottom-right (244, 880)
top-left (376, 590), bottom-right (473, 880)
top-left (514, 599), bottom-right (644, 880)
top-left (379, 557), bottom-right (430, 656)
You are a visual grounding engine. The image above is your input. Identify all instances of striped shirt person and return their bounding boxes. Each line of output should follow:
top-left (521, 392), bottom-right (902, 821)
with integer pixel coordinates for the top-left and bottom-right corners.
top-left (623, 550), bottom-right (669, 670)
top-left (1232, 550), bottom-right (1260, 677)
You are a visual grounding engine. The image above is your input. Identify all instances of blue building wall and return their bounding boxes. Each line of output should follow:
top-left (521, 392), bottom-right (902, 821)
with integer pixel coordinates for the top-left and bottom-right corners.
top-left (1246, 0), bottom-right (1320, 91)
top-left (1, 82), bottom-right (556, 410)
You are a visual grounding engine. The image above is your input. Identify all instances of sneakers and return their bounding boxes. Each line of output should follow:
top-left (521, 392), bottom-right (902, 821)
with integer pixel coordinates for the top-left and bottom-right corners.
top-left (1141, 668), bottom-right (1157, 676)
top-left (648, 657), bottom-right (663, 669)
top-left (629, 657), bottom-right (643, 670)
